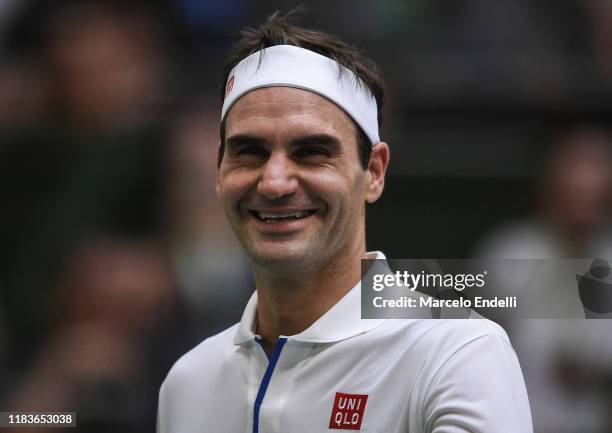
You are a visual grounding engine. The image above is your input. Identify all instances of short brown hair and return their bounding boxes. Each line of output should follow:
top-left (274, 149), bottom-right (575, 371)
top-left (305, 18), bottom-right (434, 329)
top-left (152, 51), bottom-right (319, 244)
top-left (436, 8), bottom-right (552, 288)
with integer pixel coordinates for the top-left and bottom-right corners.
top-left (218, 10), bottom-right (385, 169)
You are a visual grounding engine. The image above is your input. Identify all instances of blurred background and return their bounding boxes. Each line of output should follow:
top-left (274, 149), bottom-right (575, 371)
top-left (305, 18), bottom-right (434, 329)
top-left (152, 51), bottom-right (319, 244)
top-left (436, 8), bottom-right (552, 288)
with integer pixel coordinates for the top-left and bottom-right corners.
top-left (0, 0), bottom-right (611, 432)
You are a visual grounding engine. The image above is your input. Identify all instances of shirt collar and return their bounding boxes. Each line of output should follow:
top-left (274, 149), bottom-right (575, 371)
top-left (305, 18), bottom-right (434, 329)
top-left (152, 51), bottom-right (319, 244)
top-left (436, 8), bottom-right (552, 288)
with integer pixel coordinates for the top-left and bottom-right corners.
top-left (234, 251), bottom-right (388, 345)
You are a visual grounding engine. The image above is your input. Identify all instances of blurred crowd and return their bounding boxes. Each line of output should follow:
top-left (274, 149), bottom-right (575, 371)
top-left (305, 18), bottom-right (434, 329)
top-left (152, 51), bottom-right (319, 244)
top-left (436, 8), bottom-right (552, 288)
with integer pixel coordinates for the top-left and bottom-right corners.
top-left (475, 127), bottom-right (612, 433)
top-left (0, 1), bottom-right (611, 432)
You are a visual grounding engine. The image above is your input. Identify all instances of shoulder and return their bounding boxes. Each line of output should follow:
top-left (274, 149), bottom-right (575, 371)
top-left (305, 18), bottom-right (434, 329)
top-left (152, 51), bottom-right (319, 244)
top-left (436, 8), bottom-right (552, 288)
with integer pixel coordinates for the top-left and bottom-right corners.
top-left (366, 319), bottom-right (531, 431)
top-left (381, 317), bottom-right (511, 357)
top-left (158, 323), bottom-right (248, 432)
top-left (429, 317), bottom-right (509, 348)
top-left (375, 318), bottom-right (517, 390)
top-left (412, 318), bottom-right (515, 377)
top-left (393, 320), bottom-right (532, 432)
top-left (420, 319), bottom-right (514, 374)
top-left (160, 323), bottom-right (240, 393)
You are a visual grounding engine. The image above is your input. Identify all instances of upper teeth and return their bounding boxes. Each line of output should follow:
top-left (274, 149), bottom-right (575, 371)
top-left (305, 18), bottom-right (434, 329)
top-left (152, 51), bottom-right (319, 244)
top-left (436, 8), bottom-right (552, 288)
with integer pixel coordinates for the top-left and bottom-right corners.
top-left (258, 211), bottom-right (310, 219)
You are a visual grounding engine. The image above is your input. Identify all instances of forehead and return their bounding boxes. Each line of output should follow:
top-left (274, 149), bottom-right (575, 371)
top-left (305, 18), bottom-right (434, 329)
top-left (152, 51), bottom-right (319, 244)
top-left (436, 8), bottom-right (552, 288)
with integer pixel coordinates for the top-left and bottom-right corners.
top-left (225, 87), bottom-right (357, 138)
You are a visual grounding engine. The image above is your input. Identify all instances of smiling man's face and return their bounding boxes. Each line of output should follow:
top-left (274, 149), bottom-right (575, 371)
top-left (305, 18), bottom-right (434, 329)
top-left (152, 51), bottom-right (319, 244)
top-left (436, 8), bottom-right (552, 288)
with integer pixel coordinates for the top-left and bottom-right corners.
top-left (217, 87), bottom-right (379, 270)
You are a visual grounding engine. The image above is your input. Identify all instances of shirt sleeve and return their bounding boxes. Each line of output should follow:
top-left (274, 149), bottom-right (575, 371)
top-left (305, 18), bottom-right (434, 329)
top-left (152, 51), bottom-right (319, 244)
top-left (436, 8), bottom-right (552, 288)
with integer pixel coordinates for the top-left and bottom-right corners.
top-left (422, 333), bottom-right (533, 433)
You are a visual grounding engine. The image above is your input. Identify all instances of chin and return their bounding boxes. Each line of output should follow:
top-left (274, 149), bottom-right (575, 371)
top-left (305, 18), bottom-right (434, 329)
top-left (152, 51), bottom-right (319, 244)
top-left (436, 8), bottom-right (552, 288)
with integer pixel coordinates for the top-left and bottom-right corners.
top-left (248, 242), bottom-right (318, 269)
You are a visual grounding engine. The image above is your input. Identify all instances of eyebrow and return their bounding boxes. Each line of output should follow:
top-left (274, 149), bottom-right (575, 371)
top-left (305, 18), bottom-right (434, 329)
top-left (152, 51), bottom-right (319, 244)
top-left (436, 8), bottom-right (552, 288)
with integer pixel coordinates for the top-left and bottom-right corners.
top-left (225, 133), bottom-right (342, 151)
top-left (225, 134), bottom-right (266, 151)
top-left (290, 133), bottom-right (341, 151)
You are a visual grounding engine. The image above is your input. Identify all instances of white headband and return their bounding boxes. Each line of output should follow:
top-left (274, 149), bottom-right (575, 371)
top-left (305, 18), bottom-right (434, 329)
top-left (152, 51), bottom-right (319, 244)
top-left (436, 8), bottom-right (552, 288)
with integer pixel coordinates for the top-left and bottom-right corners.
top-left (221, 45), bottom-right (380, 145)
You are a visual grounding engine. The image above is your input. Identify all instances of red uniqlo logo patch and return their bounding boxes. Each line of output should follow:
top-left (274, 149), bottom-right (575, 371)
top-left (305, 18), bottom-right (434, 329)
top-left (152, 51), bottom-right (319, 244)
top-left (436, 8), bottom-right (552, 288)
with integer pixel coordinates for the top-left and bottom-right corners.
top-left (329, 392), bottom-right (368, 430)
top-left (225, 75), bottom-right (234, 96)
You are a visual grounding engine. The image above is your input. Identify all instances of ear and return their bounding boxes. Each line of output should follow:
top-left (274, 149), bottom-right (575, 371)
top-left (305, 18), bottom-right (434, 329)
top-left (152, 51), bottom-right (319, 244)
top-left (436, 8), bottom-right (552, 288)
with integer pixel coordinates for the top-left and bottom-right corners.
top-left (216, 141), bottom-right (223, 198)
top-left (365, 142), bottom-right (389, 203)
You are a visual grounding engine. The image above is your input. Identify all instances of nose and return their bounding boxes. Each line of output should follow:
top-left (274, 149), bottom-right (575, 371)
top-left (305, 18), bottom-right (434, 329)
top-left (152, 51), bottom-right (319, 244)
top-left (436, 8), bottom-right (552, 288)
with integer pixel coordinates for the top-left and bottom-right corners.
top-left (257, 151), bottom-right (298, 199)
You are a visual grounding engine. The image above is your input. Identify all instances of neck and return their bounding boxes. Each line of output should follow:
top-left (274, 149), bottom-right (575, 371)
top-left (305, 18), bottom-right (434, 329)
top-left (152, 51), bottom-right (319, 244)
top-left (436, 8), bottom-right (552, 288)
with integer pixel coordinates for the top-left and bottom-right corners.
top-left (253, 241), bottom-right (365, 355)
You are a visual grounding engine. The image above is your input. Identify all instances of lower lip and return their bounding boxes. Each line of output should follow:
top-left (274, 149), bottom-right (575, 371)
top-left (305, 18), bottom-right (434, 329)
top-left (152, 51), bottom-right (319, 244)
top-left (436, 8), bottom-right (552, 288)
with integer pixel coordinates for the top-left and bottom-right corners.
top-left (250, 212), bottom-right (316, 233)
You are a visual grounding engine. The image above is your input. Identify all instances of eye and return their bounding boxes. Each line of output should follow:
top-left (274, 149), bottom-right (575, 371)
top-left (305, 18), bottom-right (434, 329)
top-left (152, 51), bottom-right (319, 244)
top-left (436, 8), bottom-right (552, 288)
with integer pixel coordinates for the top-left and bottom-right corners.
top-left (238, 145), bottom-right (268, 157)
top-left (295, 146), bottom-right (330, 157)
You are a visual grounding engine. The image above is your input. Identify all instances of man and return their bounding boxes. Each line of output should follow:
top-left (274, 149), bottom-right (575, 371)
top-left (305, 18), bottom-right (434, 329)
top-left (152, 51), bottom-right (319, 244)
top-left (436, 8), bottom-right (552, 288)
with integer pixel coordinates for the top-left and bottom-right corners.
top-left (158, 11), bottom-right (533, 433)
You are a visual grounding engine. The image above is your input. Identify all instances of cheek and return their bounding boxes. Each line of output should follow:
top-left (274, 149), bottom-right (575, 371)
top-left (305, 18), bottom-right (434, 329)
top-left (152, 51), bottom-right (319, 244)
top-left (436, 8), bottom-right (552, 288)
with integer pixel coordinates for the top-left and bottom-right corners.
top-left (218, 168), bottom-right (261, 209)
top-left (218, 171), bottom-right (243, 203)
top-left (308, 170), bottom-right (366, 212)
top-left (343, 175), bottom-right (368, 217)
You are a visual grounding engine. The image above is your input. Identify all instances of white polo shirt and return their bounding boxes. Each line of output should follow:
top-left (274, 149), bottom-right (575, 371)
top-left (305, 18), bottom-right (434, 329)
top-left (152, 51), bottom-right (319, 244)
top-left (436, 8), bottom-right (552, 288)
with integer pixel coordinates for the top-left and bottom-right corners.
top-left (158, 253), bottom-right (533, 433)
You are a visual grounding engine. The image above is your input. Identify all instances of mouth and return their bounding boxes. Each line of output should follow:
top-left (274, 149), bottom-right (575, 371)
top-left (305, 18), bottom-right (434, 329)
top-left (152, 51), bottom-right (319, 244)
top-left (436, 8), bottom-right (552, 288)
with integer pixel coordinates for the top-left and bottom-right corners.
top-left (250, 209), bottom-right (317, 224)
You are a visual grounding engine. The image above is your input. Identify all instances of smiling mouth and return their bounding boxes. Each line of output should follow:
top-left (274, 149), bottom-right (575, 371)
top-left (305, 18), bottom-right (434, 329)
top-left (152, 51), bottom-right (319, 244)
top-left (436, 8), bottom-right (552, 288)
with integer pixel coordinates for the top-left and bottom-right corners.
top-left (251, 210), bottom-right (317, 224)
